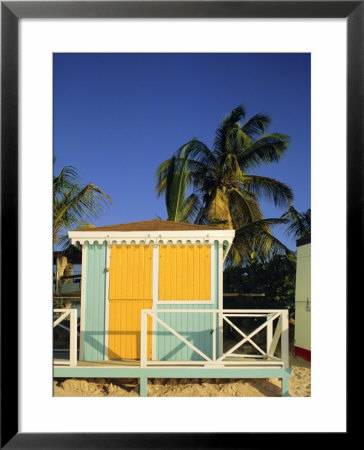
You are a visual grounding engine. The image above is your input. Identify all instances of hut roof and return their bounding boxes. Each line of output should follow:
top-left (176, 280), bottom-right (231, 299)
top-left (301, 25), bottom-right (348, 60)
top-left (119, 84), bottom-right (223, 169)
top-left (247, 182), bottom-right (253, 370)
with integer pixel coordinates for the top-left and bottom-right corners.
top-left (69, 219), bottom-right (235, 246)
top-left (76, 219), bottom-right (231, 232)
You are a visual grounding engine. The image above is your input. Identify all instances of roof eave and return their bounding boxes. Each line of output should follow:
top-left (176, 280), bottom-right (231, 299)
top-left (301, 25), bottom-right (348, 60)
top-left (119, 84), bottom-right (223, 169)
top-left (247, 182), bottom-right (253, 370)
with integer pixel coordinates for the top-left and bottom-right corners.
top-left (68, 229), bottom-right (235, 246)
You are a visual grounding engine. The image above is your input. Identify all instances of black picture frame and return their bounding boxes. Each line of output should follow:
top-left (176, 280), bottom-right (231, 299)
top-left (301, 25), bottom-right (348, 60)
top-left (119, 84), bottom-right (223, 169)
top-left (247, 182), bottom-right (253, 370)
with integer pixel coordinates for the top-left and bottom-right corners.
top-left (1, 1), bottom-right (357, 448)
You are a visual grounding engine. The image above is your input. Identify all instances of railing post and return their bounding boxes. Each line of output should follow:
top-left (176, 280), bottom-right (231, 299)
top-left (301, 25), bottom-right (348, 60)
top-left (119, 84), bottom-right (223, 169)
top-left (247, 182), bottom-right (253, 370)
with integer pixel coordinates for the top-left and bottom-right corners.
top-left (140, 310), bottom-right (147, 368)
top-left (266, 313), bottom-right (273, 355)
top-left (218, 310), bottom-right (223, 357)
top-left (281, 310), bottom-right (289, 368)
top-left (212, 311), bottom-right (216, 361)
top-left (69, 309), bottom-right (78, 366)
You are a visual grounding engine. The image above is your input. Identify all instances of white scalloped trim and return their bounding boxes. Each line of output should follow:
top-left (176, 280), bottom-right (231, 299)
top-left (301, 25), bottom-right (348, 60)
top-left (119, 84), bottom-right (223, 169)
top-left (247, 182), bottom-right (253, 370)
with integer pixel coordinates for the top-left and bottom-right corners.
top-left (69, 230), bottom-right (235, 247)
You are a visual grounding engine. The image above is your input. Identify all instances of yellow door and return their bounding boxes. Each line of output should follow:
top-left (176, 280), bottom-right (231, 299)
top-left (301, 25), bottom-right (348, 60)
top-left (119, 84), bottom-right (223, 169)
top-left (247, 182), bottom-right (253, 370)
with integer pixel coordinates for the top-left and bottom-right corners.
top-left (108, 245), bottom-right (152, 359)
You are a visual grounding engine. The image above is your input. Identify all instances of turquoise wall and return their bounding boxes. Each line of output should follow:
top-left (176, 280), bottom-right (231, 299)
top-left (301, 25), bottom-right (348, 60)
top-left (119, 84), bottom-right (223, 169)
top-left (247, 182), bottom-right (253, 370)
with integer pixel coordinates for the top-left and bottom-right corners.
top-left (83, 241), bottom-right (107, 361)
top-left (156, 241), bottom-right (220, 361)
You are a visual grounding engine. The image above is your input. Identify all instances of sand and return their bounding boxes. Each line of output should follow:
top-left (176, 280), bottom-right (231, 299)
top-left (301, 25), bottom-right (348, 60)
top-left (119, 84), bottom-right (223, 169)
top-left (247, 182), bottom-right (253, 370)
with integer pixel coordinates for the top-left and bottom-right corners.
top-left (53, 345), bottom-right (311, 397)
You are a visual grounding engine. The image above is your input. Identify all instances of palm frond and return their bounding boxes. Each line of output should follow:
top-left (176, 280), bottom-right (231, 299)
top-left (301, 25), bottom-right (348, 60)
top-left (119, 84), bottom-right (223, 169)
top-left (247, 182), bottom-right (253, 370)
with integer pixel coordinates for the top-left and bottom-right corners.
top-left (238, 133), bottom-right (290, 169)
top-left (228, 187), bottom-right (264, 225)
top-left (53, 166), bottom-right (111, 244)
top-left (226, 218), bottom-right (291, 266)
top-left (239, 175), bottom-right (293, 207)
top-left (281, 206), bottom-right (311, 239)
top-left (241, 113), bottom-right (271, 140)
top-left (213, 105), bottom-right (246, 154)
top-left (180, 193), bottom-right (201, 223)
top-left (165, 156), bottom-right (189, 221)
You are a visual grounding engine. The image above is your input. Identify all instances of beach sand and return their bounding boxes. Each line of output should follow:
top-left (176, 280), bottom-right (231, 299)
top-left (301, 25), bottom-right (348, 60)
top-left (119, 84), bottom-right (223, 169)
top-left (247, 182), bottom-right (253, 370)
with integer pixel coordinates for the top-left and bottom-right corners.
top-left (53, 344), bottom-right (310, 397)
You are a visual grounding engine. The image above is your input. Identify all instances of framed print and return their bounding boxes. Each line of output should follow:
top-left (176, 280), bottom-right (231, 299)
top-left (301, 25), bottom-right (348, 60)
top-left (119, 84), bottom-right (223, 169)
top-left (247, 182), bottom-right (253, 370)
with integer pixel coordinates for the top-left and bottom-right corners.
top-left (1, 0), bottom-right (358, 447)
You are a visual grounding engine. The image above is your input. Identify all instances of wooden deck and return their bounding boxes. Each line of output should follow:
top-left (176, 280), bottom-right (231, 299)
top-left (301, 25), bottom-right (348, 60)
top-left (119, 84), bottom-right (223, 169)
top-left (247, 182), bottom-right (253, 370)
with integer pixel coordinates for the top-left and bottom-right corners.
top-left (54, 356), bottom-right (285, 369)
top-left (53, 359), bottom-right (291, 397)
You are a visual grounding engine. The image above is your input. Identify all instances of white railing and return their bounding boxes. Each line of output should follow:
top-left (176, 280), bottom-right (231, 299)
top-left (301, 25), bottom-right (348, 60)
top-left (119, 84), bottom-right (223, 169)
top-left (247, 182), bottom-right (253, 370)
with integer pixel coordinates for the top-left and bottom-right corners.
top-left (53, 309), bottom-right (78, 366)
top-left (141, 309), bottom-right (289, 368)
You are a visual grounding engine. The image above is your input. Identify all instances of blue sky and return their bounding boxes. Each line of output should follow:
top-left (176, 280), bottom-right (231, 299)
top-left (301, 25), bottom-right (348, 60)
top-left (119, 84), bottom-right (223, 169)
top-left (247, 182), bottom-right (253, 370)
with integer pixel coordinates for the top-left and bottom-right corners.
top-left (54, 53), bottom-right (310, 251)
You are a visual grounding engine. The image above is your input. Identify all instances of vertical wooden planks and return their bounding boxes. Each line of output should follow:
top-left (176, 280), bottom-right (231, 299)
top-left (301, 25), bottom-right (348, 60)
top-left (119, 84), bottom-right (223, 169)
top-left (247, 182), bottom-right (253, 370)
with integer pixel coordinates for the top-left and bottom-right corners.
top-left (83, 241), bottom-right (107, 361)
top-left (158, 245), bottom-right (211, 301)
top-left (108, 245), bottom-right (152, 359)
top-left (109, 245), bottom-right (152, 300)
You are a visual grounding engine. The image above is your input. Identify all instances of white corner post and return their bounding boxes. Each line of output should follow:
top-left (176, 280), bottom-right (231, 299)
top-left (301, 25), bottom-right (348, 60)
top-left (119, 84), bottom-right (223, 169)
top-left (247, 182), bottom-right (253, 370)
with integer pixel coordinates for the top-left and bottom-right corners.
top-left (218, 242), bottom-right (224, 357)
top-left (212, 311), bottom-right (217, 361)
top-left (266, 313), bottom-right (273, 354)
top-left (152, 244), bottom-right (159, 360)
top-left (281, 309), bottom-right (289, 368)
top-left (104, 242), bottom-right (111, 360)
top-left (79, 244), bottom-right (87, 361)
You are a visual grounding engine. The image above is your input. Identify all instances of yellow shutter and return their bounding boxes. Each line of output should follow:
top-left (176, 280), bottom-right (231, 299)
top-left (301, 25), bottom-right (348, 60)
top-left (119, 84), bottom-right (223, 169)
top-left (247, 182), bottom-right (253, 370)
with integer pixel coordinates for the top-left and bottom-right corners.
top-left (159, 245), bottom-right (211, 300)
top-left (109, 245), bottom-right (152, 300)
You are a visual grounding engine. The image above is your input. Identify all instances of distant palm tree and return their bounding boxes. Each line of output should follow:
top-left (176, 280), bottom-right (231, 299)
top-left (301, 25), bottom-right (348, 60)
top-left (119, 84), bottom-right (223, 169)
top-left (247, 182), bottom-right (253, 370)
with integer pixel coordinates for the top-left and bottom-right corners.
top-left (155, 105), bottom-right (294, 264)
top-left (53, 166), bottom-right (111, 248)
top-left (281, 205), bottom-right (311, 240)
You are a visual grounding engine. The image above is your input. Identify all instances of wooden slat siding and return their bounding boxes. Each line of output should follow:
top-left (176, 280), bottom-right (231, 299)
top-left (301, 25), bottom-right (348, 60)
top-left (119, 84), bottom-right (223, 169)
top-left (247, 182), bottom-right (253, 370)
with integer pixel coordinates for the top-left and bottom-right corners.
top-left (83, 242), bottom-right (107, 361)
top-left (156, 242), bottom-right (219, 361)
top-left (156, 305), bottom-right (213, 361)
top-left (109, 245), bottom-right (152, 300)
top-left (108, 300), bottom-right (152, 359)
top-left (159, 245), bottom-right (211, 300)
top-left (176, 246), bottom-right (182, 299)
top-left (108, 245), bottom-right (152, 359)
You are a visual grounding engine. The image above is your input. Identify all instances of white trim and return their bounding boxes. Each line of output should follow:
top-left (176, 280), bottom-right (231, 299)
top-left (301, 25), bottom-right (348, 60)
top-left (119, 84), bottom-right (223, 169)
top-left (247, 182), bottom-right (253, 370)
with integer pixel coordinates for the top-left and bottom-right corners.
top-left (152, 245), bottom-right (159, 303)
top-left (281, 310), bottom-right (289, 369)
top-left (53, 311), bottom-right (69, 327)
top-left (222, 316), bottom-right (266, 356)
top-left (266, 313), bottom-right (273, 353)
top-left (223, 313), bottom-right (269, 317)
top-left (212, 311), bottom-right (217, 361)
top-left (104, 243), bottom-right (111, 361)
top-left (79, 244), bottom-right (87, 360)
top-left (223, 241), bottom-right (232, 262)
top-left (210, 242), bottom-right (215, 305)
top-left (218, 242), bottom-right (224, 356)
top-left (154, 242), bottom-right (215, 304)
top-left (143, 360), bottom-right (284, 367)
top-left (152, 245), bottom-right (159, 360)
top-left (268, 316), bottom-right (282, 357)
top-left (53, 309), bottom-right (78, 367)
top-left (69, 309), bottom-right (78, 367)
top-left (142, 309), bottom-right (286, 314)
top-left (69, 229), bottom-right (235, 246)
top-left (155, 300), bottom-right (213, 305)
top-left (217, 312), bottom-right (281, 363)
top-left (139, 309), bottom-right (288, 368)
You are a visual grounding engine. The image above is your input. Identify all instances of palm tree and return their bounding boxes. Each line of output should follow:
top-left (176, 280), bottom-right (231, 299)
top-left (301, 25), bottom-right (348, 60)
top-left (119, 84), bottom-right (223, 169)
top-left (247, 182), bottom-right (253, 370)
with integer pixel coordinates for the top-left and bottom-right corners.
top-left (155, 105), bottom-right (294, 265)
top-left (281, 205), bottom-right (311, 240)
top-left (227, 218), bottom-right (293, 266)
top-left (53, 166), bottom-right (111, 248)
top-left (157, 149), bottom-right (200, 222)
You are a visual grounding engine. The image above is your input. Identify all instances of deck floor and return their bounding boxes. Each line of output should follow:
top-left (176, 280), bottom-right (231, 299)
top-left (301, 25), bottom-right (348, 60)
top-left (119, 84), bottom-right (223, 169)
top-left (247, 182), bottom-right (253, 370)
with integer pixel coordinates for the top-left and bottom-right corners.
top-left (54, 356), bottom-right (284, 369)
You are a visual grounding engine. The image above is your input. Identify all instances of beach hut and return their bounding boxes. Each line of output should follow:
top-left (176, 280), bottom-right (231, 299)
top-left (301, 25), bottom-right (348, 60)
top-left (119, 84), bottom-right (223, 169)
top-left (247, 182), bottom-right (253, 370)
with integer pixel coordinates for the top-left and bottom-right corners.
top-left (55, 219), bottom-right (291, 396)
top-left (294, 236), bottom-right (311, 361)
top-left (68, 219), bottom-right (235, 362)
